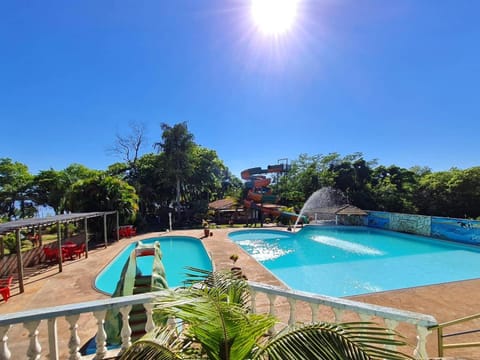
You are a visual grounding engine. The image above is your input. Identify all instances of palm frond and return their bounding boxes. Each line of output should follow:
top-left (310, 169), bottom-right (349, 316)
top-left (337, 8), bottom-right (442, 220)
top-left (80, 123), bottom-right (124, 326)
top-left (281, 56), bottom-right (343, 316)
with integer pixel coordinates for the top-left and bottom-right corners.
top-left (254, 322), bottom-right (414, 360)
top-left (183, 267), bottom-right (251, 308)
top-left (123, 269), bottom-right (415, 360)
top-left (150, 268), bottom-right (276, 360)
top-left (119, 326), bottom-right (186, 360)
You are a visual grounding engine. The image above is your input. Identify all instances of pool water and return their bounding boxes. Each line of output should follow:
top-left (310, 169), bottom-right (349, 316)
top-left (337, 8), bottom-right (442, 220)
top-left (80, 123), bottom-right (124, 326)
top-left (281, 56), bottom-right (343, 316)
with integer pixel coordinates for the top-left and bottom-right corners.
top-left (229, 226), bottom-right (480, 297)
top-left (95, 236), bottom-right (212, 295)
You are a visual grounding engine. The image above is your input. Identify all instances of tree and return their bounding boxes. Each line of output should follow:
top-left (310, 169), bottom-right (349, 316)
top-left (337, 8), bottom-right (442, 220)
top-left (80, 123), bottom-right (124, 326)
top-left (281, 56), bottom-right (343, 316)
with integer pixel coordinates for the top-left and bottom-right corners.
top-left (186, 146), bottom-right (228, 202)
top-left (67, 174), bottom-right (139, 224)
top-left (327, 153), bottom-right (376, 210)
top-left (109, 121), bottom-right (147, 167)
top-left (0, 158), bottom-right (33, 220)
top-left (33, 164), bottom-right (100, 214)
top-left (415, 171), bottom-right (455, 217)
top-left (370, 166), bottom-right (418, 213)
top-left (446, 167), bottom-right (480, 218)
top-left (154, 122), bottom-right (195, 209)
top-left (134, 153), bottom-right (174, 225)
top-left (33, 169), bottom-right (66, 214)
top-left (275, 154), bottom-right (330, 208)
top-left (120, 269), bottom-right (413, 360)
top-left (108, 121), bottom-right (148, 195)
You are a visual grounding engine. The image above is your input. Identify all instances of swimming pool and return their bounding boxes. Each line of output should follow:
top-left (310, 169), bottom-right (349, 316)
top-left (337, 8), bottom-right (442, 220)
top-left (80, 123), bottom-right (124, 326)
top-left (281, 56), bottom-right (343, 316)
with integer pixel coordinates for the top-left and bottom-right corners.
top-left (95, 236), bottom-right (212, 295)
top-left (229, 226), bottom-right (480, 297)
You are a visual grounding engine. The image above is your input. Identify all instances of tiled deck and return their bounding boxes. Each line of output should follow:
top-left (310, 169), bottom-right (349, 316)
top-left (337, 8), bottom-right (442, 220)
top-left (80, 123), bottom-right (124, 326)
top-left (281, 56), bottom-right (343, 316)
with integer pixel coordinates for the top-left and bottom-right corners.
top-left (2, 227), bottom-right (480, 359)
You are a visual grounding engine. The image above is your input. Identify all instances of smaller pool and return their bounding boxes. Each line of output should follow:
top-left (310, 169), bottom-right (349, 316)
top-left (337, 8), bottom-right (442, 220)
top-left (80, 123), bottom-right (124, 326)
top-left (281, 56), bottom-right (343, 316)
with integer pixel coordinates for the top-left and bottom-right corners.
top-left (95, 236), bottom-right (212, 295)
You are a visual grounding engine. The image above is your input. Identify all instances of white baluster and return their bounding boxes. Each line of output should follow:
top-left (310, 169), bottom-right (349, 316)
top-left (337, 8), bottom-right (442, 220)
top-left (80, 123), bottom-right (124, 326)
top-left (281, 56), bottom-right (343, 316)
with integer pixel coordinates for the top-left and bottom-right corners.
top-left (267, 294), bottom-right (277, 335)
top-left (250, 289), bottom-right (257, 313)
top-left (309, 303), bottom-right (319, 323)
top-left (47, 318), bottom-right (59, 360)
top-left (267, 294), bottom-right (277, 318)
top-left (93, 310), bottom-right (107, 359)
top-left (24, 320), bottom-right (41, 360)
top-left (413, 325), bottom-right (431, 360)
top-left (384, 319), bottom-right (399, 351)
top-left (65, 314), bottom-right (81, 360)
top-left (359, 313), bottom-right (371, 322)
top-left (119, 305), bottom-right (132, 352)
top-left (384, 318), bottom-right (398, 331)
top-left (287, 298), bottom-right (297, 325)
top-left (333, 308), bottom-right (344, 322)
top-left (0, 325), bottom-right (12, 360)
top-left (143, 303), bottom-right (155, 333)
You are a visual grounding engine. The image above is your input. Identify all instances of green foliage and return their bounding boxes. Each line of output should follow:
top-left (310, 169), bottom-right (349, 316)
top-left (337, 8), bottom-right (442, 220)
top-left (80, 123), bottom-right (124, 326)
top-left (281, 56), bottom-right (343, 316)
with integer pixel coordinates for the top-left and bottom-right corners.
top-left (120, 269), bottom-right (413, 360)
top-left (370, 165), bottom-right (418, 213)
top-left (155, 122), bottom-right (196, 207)
top-left (2, 233), bottom-right (17, 254)
top-left (273, 153), bottom-right (480, 219)
top-left (33, 164), bottom-right (101, 214)
top-left (3, 124), bottom-right (480, 224)
top-left (48, 222), bottom-right (77, 235)
top-left (67, 175), bottom-right (139, 224)
top-left (0, 158), bottom-right (34, 220)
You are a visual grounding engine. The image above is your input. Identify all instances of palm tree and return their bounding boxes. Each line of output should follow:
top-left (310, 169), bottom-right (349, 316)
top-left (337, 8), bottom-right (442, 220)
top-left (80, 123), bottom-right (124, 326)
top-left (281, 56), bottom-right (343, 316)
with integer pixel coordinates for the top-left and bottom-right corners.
top-left (120, 269), bottom-right (413, 360)
top-left (154, 122), bottom-right (195, 210)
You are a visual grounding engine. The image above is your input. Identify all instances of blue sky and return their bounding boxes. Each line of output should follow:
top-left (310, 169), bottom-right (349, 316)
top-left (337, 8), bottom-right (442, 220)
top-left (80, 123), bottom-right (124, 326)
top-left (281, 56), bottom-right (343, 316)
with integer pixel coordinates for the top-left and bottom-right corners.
top-left (1, 0), bottom-right (479, 178)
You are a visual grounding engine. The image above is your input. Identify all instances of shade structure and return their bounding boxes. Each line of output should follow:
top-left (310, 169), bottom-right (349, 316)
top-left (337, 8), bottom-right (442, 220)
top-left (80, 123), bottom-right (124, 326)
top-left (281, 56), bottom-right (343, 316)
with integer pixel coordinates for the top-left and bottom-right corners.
top-left (0, 212), bottom-right (117, 235)
top-left (0, 212), bottom-right (118, 293)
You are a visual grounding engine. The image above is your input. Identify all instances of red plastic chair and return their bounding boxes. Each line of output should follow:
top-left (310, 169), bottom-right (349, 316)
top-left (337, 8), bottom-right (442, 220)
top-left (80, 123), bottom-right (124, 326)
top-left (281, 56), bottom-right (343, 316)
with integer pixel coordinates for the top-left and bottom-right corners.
top-left (119, 225), bottom-right (136, 238)
top-left (119, 226), bottom-right (127, 238)
top-left (73, 243), bottom-right (86, 259)
top-left (130, 226), bottom-right (137, 236)
top-left (43, 247), bottom-right (59, 263)
top-left (0, 275), bottom-right (13, 302)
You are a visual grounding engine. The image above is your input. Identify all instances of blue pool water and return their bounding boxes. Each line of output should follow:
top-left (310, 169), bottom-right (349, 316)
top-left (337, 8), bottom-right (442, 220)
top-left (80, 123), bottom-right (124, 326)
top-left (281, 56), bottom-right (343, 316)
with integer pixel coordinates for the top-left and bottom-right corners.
top-left (95, 236), bottom-right (212, 295)
top-left (229, 226), bottom-right (480, 297)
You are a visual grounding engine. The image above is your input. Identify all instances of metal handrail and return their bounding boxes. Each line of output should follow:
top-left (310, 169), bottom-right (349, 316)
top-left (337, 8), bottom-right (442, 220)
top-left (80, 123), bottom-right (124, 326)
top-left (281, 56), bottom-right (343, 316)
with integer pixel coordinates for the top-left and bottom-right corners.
top-left (432, 312), bottom-right (480, 357)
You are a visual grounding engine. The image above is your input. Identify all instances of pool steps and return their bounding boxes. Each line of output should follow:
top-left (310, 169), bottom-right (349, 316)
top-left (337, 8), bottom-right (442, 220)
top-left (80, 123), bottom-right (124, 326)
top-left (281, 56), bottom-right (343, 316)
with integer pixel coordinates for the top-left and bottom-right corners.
top-left (129, 275), bottom-right (152, 341)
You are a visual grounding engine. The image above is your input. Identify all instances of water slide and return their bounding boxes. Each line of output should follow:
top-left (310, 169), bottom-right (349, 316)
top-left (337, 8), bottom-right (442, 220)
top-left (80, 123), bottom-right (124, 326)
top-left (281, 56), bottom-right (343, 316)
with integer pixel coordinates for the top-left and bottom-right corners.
top-left (241, 165), bottom-right (308, 224)
top-left (104, 241), bottom-right (168, 345)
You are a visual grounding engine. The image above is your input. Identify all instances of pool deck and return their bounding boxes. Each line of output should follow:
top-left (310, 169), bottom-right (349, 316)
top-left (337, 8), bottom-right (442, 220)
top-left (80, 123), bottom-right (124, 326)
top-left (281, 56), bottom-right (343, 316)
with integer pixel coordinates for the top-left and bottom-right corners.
top-left (2, 226), bottom-right (480, 359)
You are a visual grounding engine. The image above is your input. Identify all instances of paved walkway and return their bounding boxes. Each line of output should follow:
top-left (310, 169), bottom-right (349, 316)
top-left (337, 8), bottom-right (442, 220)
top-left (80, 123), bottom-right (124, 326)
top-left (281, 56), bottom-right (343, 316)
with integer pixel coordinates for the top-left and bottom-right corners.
top-left (2, 227), bottom-right (480, 359)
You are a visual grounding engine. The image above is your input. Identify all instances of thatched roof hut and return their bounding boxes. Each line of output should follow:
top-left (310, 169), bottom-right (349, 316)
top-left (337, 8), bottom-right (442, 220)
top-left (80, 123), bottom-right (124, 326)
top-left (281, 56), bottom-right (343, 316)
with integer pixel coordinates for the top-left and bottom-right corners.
top-left (334, 205), bottom-right (367, 225)
top-left (334, 205), bottom-right (368, 216)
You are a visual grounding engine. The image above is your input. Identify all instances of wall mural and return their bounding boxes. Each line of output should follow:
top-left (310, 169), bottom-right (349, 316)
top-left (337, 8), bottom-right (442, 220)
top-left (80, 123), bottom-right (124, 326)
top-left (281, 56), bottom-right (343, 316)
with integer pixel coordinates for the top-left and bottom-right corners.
top-left (367, 211), bottom-right (390, 229)
top-left (390, 213), bottom-right (431, 236)
top-left (367, 211), bottom-right (480, 245)
top-left (431, 217), bottom-right (480, 245)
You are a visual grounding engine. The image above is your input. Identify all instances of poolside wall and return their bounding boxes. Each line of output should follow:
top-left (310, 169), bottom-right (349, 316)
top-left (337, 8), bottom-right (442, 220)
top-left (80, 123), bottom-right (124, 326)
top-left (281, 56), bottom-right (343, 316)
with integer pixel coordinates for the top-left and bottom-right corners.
top-left (367, 211), bottom-right (480, 245)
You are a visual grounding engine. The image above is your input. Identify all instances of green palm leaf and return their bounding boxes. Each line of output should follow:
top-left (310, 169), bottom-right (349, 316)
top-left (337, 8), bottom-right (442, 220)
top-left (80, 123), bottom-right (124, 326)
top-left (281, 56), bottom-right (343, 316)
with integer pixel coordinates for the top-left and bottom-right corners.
top-left (120, 269), bottom-right (415, 360)
top-left (152, 271), bottom-right (276, 360)
top-left (253, 322), bottom-right (414, 360)
top-left (119, 326), bottom-right (185, 360)
top-left (183, 267), bottom-right (251, 308)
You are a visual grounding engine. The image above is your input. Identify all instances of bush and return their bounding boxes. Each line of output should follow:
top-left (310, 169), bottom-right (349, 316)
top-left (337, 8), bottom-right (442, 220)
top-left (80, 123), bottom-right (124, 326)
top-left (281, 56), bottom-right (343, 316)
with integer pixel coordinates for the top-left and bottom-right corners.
top-left (48, 223), bottom-right (77, 235)
top-left (2, 233), bottom-right (17, 254)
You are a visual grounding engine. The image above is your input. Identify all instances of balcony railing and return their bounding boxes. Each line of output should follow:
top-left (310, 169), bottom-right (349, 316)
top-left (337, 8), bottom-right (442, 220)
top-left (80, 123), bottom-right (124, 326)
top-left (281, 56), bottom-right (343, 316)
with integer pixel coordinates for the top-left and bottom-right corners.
top-left (0, 283), bottom-right (437, 359)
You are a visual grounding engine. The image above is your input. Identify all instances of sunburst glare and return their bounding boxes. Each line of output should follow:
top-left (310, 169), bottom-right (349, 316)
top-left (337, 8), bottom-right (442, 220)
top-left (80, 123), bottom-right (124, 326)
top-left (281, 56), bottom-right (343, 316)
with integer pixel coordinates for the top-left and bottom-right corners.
top-left (251, 0), bottom-right (300, 36)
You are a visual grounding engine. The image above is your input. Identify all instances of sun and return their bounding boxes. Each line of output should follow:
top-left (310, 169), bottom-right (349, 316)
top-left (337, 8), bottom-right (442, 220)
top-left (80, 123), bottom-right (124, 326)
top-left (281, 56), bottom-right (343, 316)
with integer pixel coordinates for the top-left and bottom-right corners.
top-left (251, 0), bottom-right (299, 36)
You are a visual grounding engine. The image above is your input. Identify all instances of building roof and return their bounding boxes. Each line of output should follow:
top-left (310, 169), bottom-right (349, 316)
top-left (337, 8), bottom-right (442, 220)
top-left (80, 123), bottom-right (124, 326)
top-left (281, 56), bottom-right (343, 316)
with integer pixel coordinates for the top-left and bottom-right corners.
top-left (0, 212), bottom-right (117, 235)
top-left (208, 198), bottom-right (237, 211)
top-left (334, 205), bottom-right (368, 216)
